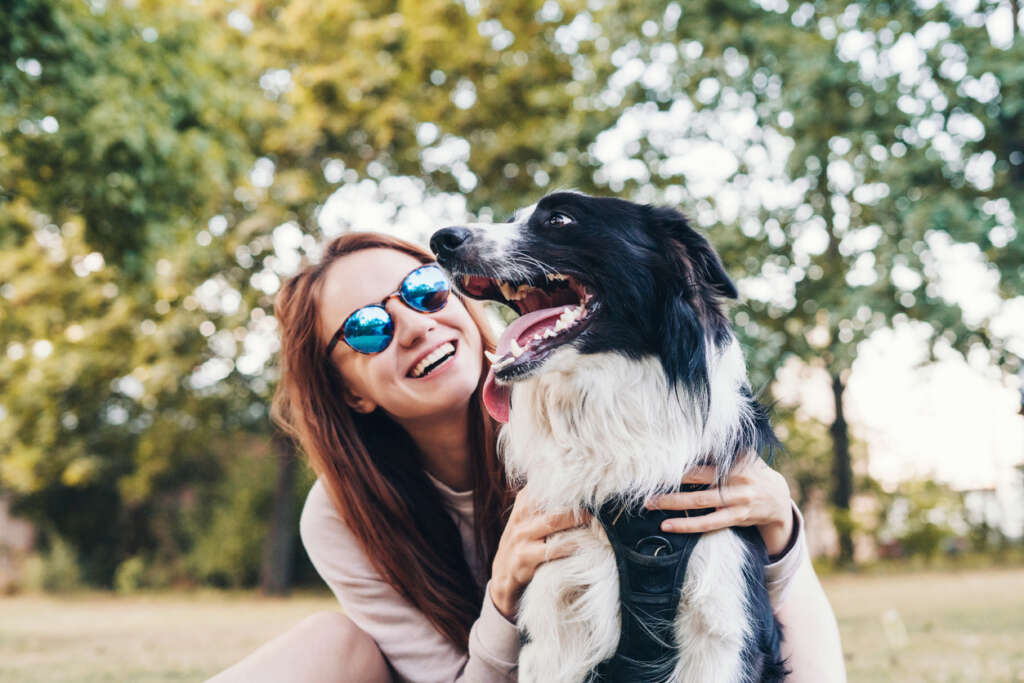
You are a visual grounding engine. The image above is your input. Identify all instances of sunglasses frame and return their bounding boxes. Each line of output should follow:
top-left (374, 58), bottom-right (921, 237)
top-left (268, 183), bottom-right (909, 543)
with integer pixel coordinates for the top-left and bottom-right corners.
top-left (325, 263), bottom-right (451, 356)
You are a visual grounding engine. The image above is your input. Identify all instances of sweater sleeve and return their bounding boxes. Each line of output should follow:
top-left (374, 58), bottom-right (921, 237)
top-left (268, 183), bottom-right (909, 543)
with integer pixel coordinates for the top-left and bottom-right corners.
top-left (762, 500), bottom-right (808, 608)
top-left (299, 480), bottom-right (520, 683)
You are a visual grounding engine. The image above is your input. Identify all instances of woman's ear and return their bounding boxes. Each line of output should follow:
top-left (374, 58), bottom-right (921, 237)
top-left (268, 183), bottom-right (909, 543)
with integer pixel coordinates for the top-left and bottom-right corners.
top-left (343, 387), bottom-right (377, 414)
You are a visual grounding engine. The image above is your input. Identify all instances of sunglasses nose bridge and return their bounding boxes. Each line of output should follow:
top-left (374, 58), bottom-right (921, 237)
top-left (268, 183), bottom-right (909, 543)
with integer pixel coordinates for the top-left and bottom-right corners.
top-left (386, 295), bottom-right (436, 346)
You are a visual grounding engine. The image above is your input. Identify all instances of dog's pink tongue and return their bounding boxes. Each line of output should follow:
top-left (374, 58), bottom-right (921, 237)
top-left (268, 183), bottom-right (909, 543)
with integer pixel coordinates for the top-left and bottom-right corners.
top-left (483, 304), bottom-right (575, 424)
top-left (483, 366), bottom-right (510, 423)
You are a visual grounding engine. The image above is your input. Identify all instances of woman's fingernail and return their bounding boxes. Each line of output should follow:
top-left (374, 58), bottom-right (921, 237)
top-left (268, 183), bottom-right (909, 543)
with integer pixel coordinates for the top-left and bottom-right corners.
top-left (661, 522), bottom-right (673, 532)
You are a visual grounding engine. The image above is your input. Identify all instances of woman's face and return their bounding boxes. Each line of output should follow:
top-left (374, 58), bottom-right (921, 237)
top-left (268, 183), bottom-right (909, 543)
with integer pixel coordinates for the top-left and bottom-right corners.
top-left (319, 248), bottom-right (483, 423)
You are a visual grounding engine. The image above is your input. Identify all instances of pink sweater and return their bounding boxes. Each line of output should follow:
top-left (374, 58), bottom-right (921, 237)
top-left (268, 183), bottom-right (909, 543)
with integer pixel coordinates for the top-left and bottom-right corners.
top-left (300, 475), bottom-right (815, 683)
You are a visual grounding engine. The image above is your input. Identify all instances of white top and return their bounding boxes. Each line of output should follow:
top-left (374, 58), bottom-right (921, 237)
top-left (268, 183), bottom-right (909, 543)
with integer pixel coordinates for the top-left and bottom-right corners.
top-left (300, 476), bottom-right (807, 683)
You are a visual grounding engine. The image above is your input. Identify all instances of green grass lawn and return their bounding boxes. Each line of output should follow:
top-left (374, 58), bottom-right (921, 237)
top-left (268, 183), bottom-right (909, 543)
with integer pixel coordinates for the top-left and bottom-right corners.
top-left (1, 568), bottom-right (1022, 682)
top-left (824, 567), bottom-right (1024, 682)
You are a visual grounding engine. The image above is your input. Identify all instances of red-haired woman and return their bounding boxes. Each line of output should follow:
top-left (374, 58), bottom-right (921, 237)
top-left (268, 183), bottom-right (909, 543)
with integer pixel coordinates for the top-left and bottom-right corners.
top-left (210, 233), bottom-right (844, 683)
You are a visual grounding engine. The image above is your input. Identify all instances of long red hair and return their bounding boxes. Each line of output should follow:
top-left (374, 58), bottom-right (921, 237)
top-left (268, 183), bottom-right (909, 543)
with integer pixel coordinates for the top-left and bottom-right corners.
top-left (271, 232), bottom-right (513, 649)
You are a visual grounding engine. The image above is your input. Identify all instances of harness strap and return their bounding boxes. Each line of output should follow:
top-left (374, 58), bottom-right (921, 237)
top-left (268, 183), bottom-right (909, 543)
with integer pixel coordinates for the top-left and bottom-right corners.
top-left (591, 484), bottom-right (713, 681)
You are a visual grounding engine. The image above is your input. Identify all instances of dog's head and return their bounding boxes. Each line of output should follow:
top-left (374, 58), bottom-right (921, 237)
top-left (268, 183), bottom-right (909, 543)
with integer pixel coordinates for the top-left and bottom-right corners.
top-left (430, 191), bottom-right (737, 421)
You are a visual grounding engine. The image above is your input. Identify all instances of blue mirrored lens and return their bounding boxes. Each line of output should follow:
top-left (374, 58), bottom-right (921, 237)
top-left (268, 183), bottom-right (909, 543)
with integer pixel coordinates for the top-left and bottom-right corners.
top-left (402, 265), bottom-right (450, 312)
top-left (343, 306), bottom-right (394, 354)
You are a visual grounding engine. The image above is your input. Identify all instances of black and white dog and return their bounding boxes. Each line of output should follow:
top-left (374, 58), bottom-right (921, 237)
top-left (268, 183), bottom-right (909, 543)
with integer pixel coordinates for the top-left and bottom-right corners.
top-left (431, 192), bottom-right (786, 683)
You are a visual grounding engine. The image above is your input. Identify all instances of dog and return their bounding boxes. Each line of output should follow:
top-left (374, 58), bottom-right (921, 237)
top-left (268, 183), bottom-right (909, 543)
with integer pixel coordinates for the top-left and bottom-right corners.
top-left (430, 192), bottom-right (787, 683)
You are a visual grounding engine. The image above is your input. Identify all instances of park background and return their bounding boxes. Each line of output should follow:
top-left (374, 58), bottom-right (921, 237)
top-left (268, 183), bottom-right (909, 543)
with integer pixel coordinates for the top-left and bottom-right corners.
top-left (2, 0), bottom-right (1023, 680)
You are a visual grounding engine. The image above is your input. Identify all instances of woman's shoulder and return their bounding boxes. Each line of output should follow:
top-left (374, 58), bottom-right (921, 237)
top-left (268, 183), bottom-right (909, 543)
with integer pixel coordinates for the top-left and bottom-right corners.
top-left (300, 478), bottom-right (334, 521)
top-left (299, 479), bottom-right (366, 570)
top-left (300, 478), bottom-right (337, 530)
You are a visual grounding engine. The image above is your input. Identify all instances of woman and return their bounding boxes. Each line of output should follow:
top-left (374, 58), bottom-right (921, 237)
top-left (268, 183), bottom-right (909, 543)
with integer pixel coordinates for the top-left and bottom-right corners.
top-left (211, 232), bottom-right (844, 683)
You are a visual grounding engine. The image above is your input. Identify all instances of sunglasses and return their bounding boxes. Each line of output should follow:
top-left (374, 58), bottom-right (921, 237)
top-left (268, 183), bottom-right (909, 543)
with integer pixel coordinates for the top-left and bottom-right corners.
top-left (325, 263), bottom-right (451, 356)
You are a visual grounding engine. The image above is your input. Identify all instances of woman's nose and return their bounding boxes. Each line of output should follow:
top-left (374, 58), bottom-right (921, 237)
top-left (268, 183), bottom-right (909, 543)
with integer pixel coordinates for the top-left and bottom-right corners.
top-left (387, 299), bottom-right (434, 347)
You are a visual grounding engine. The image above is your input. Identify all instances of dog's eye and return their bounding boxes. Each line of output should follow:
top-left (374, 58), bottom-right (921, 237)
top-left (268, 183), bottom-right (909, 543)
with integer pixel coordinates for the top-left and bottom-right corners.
top-left (546, 212), bottom-right (573, 227)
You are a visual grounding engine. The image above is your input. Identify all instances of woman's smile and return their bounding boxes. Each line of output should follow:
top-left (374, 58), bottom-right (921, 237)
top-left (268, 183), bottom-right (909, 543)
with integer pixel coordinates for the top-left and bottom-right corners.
top-left (406, 339), bottom-right (460, 380)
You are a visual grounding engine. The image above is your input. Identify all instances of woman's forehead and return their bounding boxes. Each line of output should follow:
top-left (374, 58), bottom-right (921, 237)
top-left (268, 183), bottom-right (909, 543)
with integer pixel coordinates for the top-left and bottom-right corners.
top-left (319, 248), bottom-right (423, 334)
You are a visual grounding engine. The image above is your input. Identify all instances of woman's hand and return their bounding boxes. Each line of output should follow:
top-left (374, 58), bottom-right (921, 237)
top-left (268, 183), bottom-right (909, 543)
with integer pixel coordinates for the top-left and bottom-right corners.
top-left (489, 485), bottom-right (589, 620)
top-left (644, 455), bottom-right (795, 557)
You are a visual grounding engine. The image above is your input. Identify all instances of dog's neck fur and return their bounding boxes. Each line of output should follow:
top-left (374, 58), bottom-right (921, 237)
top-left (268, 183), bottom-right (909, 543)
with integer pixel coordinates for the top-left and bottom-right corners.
top-left (498, 335), bottom-right (755, 511)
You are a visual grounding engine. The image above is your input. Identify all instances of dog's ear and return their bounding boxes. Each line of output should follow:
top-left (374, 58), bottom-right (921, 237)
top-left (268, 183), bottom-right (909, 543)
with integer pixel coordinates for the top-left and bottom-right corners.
top-left (651, 207), bottom-right (738, 300)
top-left (659, 292), bottom-right (711, 410)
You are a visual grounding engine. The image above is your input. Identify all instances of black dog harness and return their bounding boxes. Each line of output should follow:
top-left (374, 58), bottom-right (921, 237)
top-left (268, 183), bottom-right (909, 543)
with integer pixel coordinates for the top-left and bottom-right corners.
top-left (590, 483), bottom-right (711, 681)
top-left (590, 483), bottom-right (773, 681)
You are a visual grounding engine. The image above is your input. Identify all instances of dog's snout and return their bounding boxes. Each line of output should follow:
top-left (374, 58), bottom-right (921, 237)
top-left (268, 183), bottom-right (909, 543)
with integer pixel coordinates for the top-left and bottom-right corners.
top-left (430, 227), bottom-right (472, 259)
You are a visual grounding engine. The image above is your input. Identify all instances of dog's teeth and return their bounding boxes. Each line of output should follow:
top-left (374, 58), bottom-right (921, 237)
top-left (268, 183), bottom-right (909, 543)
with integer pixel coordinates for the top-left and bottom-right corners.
top-left (497, 281), bottom-right (515, 300)
top-left (543, 328), bottom-right (557, 338)
top-left (532, 333), bottom-right (542, 341)
top-left (513, 283), bottom-right (532, 300)
top-left (509, 339), bottom-right (525, 357)
top-left (484, 350), bottom-right (500, 363)
top-left (494, 351), bottom-right (515, 368)
top-left (546, 273), bottom-right (568, 282)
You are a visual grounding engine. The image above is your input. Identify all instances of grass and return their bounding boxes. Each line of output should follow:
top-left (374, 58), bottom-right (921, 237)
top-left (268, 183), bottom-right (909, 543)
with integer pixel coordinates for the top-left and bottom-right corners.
top-left (0, 590), bottom-right (337, 683)
top-left (1, 568), bottom-right (1022, 682)
top-left (825, 567), bottom-right (1024, 682)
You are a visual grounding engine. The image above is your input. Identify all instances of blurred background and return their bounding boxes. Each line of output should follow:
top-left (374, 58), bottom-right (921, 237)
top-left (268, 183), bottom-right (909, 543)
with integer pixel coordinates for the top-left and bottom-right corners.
top-left (2, 0), bottom-right (1023, 680)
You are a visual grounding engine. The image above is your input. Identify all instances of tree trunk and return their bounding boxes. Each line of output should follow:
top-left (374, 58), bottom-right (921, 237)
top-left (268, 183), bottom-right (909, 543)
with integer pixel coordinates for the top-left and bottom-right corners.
top-left (260, 433), bottom-right (298, 595)
top-left (1012, 0), bottom-right (1020, 37)
top-left (829, 372), bottom-right (855, 565)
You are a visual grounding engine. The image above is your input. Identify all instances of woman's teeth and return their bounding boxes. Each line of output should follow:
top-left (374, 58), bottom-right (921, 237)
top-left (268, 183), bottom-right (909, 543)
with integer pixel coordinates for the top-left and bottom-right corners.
top-left (410, 342), bottom-right (456, 378)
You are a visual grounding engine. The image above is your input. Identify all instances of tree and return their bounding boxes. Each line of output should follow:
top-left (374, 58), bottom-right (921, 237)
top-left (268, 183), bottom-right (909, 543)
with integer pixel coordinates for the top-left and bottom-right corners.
top-left (0, 0), bottom-right (263, 583)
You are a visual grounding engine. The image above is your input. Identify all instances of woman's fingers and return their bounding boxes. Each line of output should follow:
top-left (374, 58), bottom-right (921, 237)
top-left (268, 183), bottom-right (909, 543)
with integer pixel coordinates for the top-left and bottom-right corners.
top-left (520, 509), bottom-right (590, 541)
top-left (660, 507), bottom-right (746, 534)
top-left (680, 465), bottom-right (717, 484)
top-left (518, 537), bottom-right (578, 574)
top-left (679, 453), bottom-right (764, 486)
top-left (646, 485), bottom-right (751, 511)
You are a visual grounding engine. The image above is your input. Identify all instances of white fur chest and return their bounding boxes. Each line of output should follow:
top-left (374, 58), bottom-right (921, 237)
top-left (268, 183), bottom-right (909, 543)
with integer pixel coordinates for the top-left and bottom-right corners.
top-left (497, 338), bottom-right (752, 512)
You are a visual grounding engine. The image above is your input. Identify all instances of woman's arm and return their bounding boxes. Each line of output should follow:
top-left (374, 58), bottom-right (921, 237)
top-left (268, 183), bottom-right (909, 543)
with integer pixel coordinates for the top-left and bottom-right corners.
top-left (773, 545), bottom-right (846, 682)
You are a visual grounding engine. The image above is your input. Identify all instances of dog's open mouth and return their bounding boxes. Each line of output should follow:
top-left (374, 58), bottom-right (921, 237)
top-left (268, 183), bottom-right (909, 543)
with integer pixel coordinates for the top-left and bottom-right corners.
top-left (453, 271), bottom-right (597, 422)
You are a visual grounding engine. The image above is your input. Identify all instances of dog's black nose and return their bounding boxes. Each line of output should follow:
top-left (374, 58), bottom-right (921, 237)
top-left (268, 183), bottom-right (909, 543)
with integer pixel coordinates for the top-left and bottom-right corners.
top-left (430, 227), bottom-right (472, 258)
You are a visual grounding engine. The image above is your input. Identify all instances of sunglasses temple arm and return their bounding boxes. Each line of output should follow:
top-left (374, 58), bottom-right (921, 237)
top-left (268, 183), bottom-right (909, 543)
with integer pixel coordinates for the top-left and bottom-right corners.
top-left (325, 328), bottom-right (344, 357)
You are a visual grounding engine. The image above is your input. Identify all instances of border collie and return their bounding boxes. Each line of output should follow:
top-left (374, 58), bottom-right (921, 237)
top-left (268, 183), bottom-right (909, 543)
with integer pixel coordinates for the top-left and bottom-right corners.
top-left (431, 192), bottom-right (786, 683)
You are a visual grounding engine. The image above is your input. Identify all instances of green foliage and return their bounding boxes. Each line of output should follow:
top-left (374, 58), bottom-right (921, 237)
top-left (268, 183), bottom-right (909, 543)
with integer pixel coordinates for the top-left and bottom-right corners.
top-left (113, 556), bottom-right (146, 594)
top-left (20, 535), bottom-right (81, 593)
top-left (772, 408), bottom-right (835, 507)
top-left (1, 0), bottom-right (273, 588)
top-left (247, 0), bottom-right (625, 217)
top-left (878, 479), bottom-right (968, 561)
top-left (0, 0), bottom-right (256, 270)
top-left (185, 440), bottom-right (314, 589)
